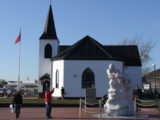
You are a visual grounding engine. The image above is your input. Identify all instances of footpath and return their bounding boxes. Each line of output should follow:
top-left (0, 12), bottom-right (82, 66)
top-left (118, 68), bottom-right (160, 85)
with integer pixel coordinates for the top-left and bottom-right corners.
top-left (0, 107), bottom-right (159, 120)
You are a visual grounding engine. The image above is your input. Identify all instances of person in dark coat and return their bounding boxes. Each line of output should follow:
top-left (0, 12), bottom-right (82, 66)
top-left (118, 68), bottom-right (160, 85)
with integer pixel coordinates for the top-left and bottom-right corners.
top-left (133, 85), bottom-right (143, 99)
top-left (61, 87), bottom-right (65, 99)
top-left (12, 91), bottom-right (23, 118)
top-left (102, 94), bottom-right (107, 106)
top-left (133, 86), bottom-right (143, 112)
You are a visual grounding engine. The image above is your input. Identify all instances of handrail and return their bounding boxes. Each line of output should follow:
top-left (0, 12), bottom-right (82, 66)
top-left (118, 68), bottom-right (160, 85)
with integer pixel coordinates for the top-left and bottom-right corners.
top-left (134, 98), bottom-right (160, 118)
top-left (136, 103), bottom-right (157, 107)
top-left (136, 98), bottom-right (156, 102)
top-left (79, 98), bottom-right (102, 119)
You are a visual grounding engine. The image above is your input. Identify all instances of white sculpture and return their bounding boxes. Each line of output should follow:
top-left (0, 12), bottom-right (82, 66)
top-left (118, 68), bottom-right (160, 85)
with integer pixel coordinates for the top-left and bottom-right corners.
top-left (104, 64), bottom-right (134, 116)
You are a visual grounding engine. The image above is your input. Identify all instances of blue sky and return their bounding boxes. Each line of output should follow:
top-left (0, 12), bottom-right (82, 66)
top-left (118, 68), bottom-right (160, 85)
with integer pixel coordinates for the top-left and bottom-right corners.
top-left (0, 0), bottom-right (160, 81)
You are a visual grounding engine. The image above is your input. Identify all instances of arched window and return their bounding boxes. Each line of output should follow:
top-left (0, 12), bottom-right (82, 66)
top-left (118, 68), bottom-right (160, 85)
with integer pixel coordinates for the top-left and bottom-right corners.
top-left (44, 44), bottom-right (52, 58)
top-left (82, 68), bottom-right (95, 88)
top-left (55, 70), bottom-right (59, 88)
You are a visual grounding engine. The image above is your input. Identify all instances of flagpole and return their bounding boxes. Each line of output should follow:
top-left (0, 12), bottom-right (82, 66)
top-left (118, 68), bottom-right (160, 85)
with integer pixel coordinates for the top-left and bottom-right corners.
top-left (17, 30), bottom-right (21, 91)
top-left (18, 41), bottom-right (20, 91)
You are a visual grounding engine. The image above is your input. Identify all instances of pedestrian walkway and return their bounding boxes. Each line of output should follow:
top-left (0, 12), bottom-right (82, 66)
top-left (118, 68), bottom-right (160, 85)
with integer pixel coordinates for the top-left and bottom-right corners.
top-left (0, 107), bottom-right (158, 120)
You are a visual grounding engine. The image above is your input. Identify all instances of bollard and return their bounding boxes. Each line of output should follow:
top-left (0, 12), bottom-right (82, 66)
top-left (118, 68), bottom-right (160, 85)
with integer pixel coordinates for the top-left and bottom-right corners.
top-left (99, 99), bottom-right (102, 119)
top-left (159, 100), bottom-right (160, 117)
top-left (85, 98), bottom-right (87, 114)
top-left (79, 98), bottom-right (81, 118)
top-left (157, 99), bottom-right (159, 117)
top-left (134, 98), bottom-right (137, 119)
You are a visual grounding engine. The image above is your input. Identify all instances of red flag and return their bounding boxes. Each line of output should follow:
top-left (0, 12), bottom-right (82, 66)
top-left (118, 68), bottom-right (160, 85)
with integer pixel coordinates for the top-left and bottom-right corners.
top-left (15, 31), bottom-right (21, 44)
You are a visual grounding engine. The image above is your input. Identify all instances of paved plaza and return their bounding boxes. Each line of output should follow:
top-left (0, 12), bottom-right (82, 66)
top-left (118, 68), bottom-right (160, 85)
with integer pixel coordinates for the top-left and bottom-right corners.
top-left (0, 107), bottom-right (159, 120)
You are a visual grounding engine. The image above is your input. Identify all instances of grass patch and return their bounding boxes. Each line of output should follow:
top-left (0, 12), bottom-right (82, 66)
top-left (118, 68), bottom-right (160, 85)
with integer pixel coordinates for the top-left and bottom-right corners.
top-left (53, 99), bottom-right (79, 104)
top-left (0, 97), bottom-right (79, 104)
top-left (140, 100), bottom-right (158, 105)
top-left (0, 97), bottom-right (158, 105)
top-left (0, 98), bottom-right (13, 103)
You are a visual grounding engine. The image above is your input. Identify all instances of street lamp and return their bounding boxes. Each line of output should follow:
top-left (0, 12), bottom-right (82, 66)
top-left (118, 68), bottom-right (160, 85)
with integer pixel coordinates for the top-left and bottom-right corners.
top-left (152, 64), bottom-right (157, 95)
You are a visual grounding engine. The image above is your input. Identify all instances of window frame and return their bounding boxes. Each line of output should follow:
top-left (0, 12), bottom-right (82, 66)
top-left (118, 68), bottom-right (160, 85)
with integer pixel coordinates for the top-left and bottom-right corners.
top-left (44, 44), bottom-right (52, 58)
top-left (55, 70), bottom-right (59, 88)
top-left (82, 68), bottom-right (95, 89)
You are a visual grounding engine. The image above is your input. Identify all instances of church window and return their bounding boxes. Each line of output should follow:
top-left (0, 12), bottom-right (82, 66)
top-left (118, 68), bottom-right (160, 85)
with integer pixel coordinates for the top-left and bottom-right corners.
top-left (82, 68), bottom-right (95, 88)
top-left (44, 44), bottom-right (52, 58)
top-left (55, 70), bottom-right (59, 88)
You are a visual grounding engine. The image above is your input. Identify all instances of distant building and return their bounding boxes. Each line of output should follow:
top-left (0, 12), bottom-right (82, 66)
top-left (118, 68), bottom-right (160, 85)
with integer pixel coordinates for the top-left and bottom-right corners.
top-left (0, 79), bottom-right (7, 85)
top-left (0, 79), bottom-right (7, 96)
top-left (7, 81), bottom-right (22, 90)
top-left (143, 69), bottom-right (160, 93)
top-left (6, 80), bottom-right (38, 96)
top-left (20, 81), bottom-right (38, 96)
top-left (38, 5), bottom-right (142, 98)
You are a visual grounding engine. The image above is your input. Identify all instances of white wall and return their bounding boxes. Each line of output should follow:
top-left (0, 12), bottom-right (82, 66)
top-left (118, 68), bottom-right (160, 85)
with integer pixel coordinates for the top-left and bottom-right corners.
top-left (39, 40), bottom-right (59, 78)
top-left (52, 60), bottom-right (64, 97)
top-left (52, 60), bottom-right (124, 97)
top-left (124, 66), bottom-right (142, 90)
top-left (38, 39), bottom-right (59, 92)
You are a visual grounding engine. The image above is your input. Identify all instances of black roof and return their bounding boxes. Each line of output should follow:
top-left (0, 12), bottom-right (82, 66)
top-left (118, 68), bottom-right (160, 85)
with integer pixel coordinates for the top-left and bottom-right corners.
top-left (40, 5), bottom-right (58, 40)
top-left (53, 36), bottom-right (117, 60)
top-left (104, 46), bottom-right (141, 66)
top-left (52, 36), bottom-right (141, 66)
top-left (40, 73), bottom-right (50, 80)
top-left (59, 45), bottom-right (70, 52)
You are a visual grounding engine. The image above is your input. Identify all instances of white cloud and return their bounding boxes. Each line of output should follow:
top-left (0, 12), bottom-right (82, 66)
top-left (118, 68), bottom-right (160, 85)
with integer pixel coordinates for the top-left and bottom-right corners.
top-left (120, 18), bottom-right (135, 22)
top-left (152, 22), bottom-right (160, 27)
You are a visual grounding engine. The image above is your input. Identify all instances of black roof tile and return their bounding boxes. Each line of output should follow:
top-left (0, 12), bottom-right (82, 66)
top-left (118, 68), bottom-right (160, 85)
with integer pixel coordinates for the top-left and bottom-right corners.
top-left (40, 5), bottom-right (58, 40)
top-left (52, 36), bottom-right (141, 66)
top-left (40, 73), bottom-right (50, 80)
top-left (103, 46), bottom-right (141, 66)
top-left (52, 36), bottom-right (119, 60)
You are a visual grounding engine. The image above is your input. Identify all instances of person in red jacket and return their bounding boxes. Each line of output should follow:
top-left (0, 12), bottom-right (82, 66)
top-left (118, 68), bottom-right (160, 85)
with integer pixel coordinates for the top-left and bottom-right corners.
top-left (45, 87), bottom-right (54, 119)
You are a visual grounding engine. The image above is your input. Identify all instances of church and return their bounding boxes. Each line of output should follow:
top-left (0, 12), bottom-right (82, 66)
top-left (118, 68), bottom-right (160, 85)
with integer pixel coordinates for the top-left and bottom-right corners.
top-left (38, 5), bottom-right (142, 98)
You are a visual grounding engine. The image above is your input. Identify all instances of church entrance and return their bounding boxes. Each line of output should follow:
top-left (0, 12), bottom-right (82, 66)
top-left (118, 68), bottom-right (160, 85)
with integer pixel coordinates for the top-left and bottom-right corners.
top-left (39, 73), bottom-right (51, 98)
top-left (43, 80), bottom-right (50, 93)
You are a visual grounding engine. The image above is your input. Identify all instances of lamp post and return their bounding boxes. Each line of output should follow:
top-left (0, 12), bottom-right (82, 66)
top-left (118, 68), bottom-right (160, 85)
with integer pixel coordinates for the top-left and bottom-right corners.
top-left (152, 64), bottom-right (157, 95)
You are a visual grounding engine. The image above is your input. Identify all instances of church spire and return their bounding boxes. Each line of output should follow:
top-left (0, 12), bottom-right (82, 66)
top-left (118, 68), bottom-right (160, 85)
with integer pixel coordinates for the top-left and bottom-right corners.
top-left (40, 5), bottom-right (58, 39)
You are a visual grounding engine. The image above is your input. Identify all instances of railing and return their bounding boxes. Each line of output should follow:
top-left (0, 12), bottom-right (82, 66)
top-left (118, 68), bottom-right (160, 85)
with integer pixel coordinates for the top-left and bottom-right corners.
top-left (79, 98), bottom-right (160, 119)
top-left (79, 98), bottom-right (102, 119)
top-left (134, 98), bottom-right (160, 119)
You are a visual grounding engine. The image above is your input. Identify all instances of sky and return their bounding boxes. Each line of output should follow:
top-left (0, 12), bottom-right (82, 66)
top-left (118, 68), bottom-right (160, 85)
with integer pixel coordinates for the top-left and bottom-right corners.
top-left (0, 0), bottom-right (160, 81)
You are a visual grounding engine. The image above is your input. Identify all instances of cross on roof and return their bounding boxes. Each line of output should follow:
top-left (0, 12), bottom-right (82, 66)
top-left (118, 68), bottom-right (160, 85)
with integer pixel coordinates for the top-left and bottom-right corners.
top-left (50, 0), bottom-right (52, 5)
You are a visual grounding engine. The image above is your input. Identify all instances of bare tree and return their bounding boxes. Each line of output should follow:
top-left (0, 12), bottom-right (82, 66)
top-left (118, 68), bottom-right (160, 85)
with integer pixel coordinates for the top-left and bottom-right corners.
top-left (118, 36), bottom-right (154, 75)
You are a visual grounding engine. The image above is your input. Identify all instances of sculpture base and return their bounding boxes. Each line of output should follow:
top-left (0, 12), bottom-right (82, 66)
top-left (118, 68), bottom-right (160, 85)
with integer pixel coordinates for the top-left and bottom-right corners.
top-left (104, 101), bottom-right (134, 116)
top-left (93, 114), bottom-right (149, 119)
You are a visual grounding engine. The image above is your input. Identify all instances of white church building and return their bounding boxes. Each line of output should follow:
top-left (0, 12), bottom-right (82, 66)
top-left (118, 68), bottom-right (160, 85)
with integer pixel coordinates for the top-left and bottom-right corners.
top-left (38, 5), bottom-right (142, 98)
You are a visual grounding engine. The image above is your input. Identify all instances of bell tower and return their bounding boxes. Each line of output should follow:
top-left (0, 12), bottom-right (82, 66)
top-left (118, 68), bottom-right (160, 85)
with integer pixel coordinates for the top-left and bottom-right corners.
top-left (38, 5), bottom-right (59, 96)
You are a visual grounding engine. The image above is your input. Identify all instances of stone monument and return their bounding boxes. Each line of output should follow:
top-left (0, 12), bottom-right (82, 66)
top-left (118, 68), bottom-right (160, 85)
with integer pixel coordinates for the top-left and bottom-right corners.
top-left (104, 64), bottom-right (134, 116)
top-left (86, 88), bottom-right (96, 103)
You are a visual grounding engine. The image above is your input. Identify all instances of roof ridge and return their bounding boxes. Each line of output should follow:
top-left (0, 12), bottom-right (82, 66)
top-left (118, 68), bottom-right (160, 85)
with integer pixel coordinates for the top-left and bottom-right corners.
top-left (56, 36), bottom-right (90, 57)
top-left (87, 36), bottom-right (113, 59)
top-left (53, 35), bottom-right (114, 60)
top-left (40, 5), bottom-right (58, 40)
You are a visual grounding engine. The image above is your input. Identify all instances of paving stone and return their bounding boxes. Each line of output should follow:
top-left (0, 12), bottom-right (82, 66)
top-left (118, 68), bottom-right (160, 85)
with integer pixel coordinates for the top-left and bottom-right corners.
top-left (0, 107), bottom-right (159, 120)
